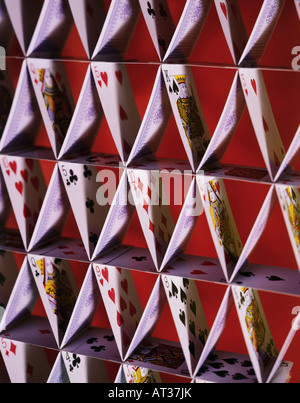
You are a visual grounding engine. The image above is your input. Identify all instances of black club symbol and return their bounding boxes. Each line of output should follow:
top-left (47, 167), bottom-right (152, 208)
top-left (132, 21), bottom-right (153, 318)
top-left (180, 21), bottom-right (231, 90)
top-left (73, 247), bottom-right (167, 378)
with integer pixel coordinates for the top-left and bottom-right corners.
top-left (86, 198), bottom-right (95, 213)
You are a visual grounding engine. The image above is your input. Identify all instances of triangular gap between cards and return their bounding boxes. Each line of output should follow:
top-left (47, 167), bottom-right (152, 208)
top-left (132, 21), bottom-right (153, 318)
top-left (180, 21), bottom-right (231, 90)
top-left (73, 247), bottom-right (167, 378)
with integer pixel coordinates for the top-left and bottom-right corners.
top-left (58, 64), bottom-right (104, 160)
top-left (68, 0), bottom-right (107, 59)
top-left (91, 0), bottom-right (140, 61)
top-left (26, 0), bottom-right (74, 58)
top-left (239, 68), bottom-right (285, 181)
top-left (3, 0), bottom-right (43, 55)
top-left (196, 175), bottom-right (243, 282)
top-left (0, 60), bottom-right (45, 155)
top-left (27, 57), bottom-right (76, 159)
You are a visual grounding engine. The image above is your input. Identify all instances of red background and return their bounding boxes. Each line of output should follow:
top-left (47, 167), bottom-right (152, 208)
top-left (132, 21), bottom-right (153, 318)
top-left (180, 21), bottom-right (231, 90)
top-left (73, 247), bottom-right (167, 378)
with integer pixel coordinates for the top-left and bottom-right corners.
top-left (3, 0), bottom-right (300, 383)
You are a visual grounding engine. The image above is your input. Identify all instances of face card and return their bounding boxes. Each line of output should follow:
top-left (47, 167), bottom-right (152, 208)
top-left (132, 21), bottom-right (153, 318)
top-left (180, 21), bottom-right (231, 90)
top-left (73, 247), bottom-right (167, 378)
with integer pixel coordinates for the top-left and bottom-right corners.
top-left (232, 285), bottom-right (278, 383)
top-left (163, 274), bottom-right (209, 376)
top-left (27, 58), bottom-right (75, 158)
top-left (92, 62), bottom-right (141, 163)
top-left (0, 155), bottom-right (47, 250)
top-left (139, 0), bottom-right (175, 60)
top-left (93, 264), bottom-right (143, 360)
top-left (198, 176), bottom-right (242, 281)
top-left (239, 68), bottom-right (285, 181)
top-left (164, 0), bottom-right (212, 62)
top-left (28, 254), bottom-right (79, 346)
top-left (163, 64), bottom-right (210, 172)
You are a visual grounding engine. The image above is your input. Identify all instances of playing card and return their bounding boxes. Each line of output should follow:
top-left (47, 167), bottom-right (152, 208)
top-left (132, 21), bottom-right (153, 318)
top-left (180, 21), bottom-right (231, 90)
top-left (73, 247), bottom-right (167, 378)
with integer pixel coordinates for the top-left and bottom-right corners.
top-left (92, 0), bottom-right (140, 60)
top-left (127, 65), bottom-right (172, 165)
top-left (0, 155), bottom-right (47, 250)
top-left (93, 264), bottom-right (143, 360)
top-left (4, 0), bottom-right (43, 55)
top-left (214, 0), bottom-right (249, 65)
top-left (0, 257), bottom-right (38, 332)
top-left (91, 169), bottom-right (135, 260)
top-left (121, 363), bottom-right (162, 383)
top-left (26, 0), bottom-right (73, 57)
top-left (232, 285), bottom-right (278, 383)
top-left (197, 175), bottom-right (242, 282)
top-left (239, 0), bottom-right (285, 66)
top-left (276, 184), bottom-right (300, 273)
top-left (164, 0), bottom-right (212, 62)
top-left (58, 65), bottom-right (104, 159)
top-left (27, 58), bottom-right (75, 158)
top-left (0, 337), bottom-right (52, 382)
top-left (28, 254), bottom-right (79, 346)
top-left (161, 177), bottom-right (203, 269)
top-left (92, 62), bottom-right (141, 163)
top-left (0, 60), bottom-right (42, 154)
top-left (59, 161), bottom-right (112, 260)
top-left (68, 0), bottom-right (107, 59)
top-left (127, 168), bottom-right (175, 271)
top-left (139, 0), bottom-right (175, 61)
top-left (163, 64), bottom-right (210, 172)
top-left (62, 350), bottom-right (110, 383)
top-left (162, 274), bottom-right (209, 376)
top-left (61, 264), bottom-right (101, 348)
top-left (198, 70), bottom-right (246, 170)
top-left (239, 68), bottom-right (285, 181)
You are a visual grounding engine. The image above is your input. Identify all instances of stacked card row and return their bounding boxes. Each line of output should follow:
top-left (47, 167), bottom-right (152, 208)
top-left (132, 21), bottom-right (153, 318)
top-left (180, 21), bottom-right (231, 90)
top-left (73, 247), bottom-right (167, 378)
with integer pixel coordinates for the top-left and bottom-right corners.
top-left (0, 250), bottom-right (298, 383)
top-left (1, 58), bottom-right (300, 182)
top-left (1, 0), bottom-right (299, 62)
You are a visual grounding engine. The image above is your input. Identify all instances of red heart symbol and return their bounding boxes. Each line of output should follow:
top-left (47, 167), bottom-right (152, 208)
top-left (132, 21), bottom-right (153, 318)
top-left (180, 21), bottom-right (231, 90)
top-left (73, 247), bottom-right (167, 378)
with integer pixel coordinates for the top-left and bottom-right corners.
top-left (102, 267), bottom-right (109, 282)
top-left (129, 301), bottom-right (137, 317)
top-left (15, 181), bottom-right (23, 195)
top-left (190, 270), bottom-right (207, 275)
top-left (30, 176), bottom-right (39, 191)
top-left (97, 80), bottom-right (102, 87)
top-left (25, 159), bottom-right (34, 170)
top-left (23, 203), bottom-right (31, 218)
top-left (117, 311), bottom-right (124, 327)
top-left (263, 117), bottom-right (269, 132)
top-left (121, 278), bottom-right (128, 294)
top-left (100, 72), bottom-right (108, 87)
top-left (108, 288), bottom-right (115, 303)
top-left (251, 79), bottom-right (257, 95)
top-left (9, 161), bottom-right (17, 174)
top-left (115, 70), bottom-right (123, 85)
top-left (120, 296), bottom-right (127, 311)
top-left (201, 261), bottom-right (217, 266)
top-left (20, 169), bottom-right (28, 182)
top-left (119, 105), bottom-right (128, 121)
top-left (220, 2), bottom-right (227, 19)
